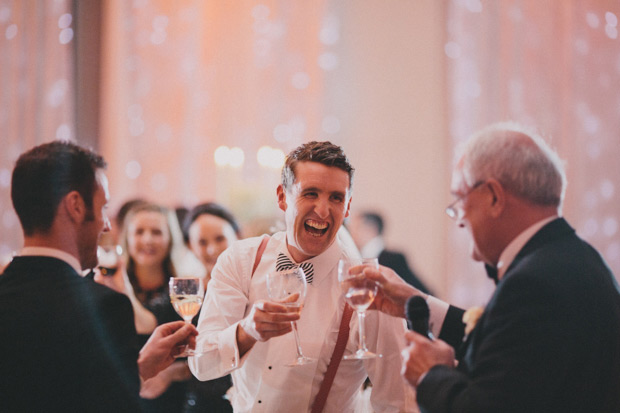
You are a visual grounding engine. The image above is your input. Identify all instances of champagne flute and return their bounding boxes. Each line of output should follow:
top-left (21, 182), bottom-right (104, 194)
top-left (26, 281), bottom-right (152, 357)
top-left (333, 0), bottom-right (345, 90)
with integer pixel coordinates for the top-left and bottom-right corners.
top-left (338, 258), bottom-right (380, 359)
top-left (169, 277), bottom-right (204, 357)
top-left (266, 267), bottom-right (316, 366)
top-left (96, 244), bottom-right (122, 276)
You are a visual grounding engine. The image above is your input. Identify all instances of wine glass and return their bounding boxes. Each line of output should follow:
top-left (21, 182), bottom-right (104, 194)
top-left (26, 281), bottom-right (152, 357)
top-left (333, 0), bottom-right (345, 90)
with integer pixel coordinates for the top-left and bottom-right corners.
top-left (169, 277), bottom-right (205, 357)
top-left (338, 258), bottom-right (381, 359)
top-left (96, 244), bottom-right (122, 276)
top-left (266, 267), bottom-right (316, 366)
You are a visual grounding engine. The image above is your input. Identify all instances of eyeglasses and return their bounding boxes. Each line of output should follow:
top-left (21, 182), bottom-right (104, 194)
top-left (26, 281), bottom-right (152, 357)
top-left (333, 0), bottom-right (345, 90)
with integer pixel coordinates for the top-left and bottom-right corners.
top-left (445, 181), bottom-right (485, 220)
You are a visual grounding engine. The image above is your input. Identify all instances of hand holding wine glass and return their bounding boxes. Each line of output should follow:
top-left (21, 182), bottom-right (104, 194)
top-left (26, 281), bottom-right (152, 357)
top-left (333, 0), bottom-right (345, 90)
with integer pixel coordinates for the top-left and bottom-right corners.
top-left (169, 277), bottom-right (204, 357)
top-left (97, 244), bottom-right (123, 276)
top-left (338, 258), bottom-right (381, 359)
top-left (266, 267), bottom-right (316, 366)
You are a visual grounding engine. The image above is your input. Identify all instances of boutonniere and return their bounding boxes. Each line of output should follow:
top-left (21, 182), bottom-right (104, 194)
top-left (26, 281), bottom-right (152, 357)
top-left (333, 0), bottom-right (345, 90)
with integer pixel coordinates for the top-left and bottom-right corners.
top-left (462, 306), bottom-right (484, 337)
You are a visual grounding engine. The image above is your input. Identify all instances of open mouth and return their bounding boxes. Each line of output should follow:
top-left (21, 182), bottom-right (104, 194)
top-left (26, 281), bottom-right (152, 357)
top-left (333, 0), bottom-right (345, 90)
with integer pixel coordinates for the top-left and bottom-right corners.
top-left (304, 219), bottom-right (329, 237)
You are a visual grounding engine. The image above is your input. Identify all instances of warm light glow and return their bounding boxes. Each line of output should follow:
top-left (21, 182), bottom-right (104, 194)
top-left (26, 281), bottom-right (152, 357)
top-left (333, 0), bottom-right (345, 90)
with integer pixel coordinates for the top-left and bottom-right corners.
top-left (214, 146), bottom-right (231, 166)
top-left (229, 147), bottom-right (245, 168)
top-left (257, 146), bottom-right (285, 169)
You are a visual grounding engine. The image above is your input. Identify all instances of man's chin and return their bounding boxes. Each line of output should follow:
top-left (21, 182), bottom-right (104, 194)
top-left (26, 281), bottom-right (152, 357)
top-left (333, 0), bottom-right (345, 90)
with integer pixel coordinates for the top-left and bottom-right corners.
top-left (300, 234), bottom-right (335, 255)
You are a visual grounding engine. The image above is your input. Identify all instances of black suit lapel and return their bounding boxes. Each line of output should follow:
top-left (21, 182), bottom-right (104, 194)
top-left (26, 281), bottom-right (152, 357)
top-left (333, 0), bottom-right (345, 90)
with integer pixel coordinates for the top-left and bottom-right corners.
top-left (456, 218), bottom-right (572, 368)
top-left (504, 218), bottom-right (574, 277)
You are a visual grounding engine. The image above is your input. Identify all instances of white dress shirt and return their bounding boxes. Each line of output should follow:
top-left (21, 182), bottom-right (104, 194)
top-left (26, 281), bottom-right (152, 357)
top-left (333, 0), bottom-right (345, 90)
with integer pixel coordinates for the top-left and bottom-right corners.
top-left (189, 231), bottom-right (417, 413)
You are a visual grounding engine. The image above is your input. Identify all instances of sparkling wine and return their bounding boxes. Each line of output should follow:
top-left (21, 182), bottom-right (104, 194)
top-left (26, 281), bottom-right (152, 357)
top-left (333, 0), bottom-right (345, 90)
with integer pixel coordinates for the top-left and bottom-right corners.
top-left (171, 294), bottom-right (203, 321)
top-left (341, 277), bottom-right (378, 312)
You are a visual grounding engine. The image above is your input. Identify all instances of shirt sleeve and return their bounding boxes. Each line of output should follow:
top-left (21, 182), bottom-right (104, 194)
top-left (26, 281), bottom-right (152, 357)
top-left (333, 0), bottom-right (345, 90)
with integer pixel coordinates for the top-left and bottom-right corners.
top-left (365, 312), bottom-right (418, 412)
top-left (188, 239), bottom-right (256, 380)
top-left (427, 295), bottom-right (450, 338)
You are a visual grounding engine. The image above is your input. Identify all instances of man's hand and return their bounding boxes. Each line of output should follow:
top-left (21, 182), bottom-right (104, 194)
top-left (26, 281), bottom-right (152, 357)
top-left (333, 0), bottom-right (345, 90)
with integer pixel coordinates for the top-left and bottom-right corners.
top-left (361, 265), bottom-right (426, 318)
top-left (138, 321), bottom-right (198, 381)
top-left (93, 264), bottom-right (128, 294)
top-left (140, 360), bottom-right (191, 399)
top-left (237, 297), bottom-right (300, 357)
top-left (401, 330), bottom-right (456, 387)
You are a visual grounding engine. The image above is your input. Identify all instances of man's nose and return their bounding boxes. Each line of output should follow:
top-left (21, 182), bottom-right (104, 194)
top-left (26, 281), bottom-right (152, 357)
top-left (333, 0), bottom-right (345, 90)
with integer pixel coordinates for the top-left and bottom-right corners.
top-left (314, 197), bottom-right (329, 218)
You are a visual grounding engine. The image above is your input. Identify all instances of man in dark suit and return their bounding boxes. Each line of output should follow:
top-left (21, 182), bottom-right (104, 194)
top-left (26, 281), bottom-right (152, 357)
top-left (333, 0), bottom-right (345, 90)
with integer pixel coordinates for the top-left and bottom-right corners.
top-left (347, 211), bottom-right (431, 294)
top-left (366, 123), bottom-right (620, 412)
top-left (0, 141), bottom-right (197, 412)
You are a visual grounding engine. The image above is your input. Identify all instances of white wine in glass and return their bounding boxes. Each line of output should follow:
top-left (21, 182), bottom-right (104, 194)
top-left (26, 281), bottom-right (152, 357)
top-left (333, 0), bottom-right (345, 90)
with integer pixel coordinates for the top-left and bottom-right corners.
top-left (338, 258), bottom-right (380, 359)
top-left (266, 267), bottom-right (316, 366)
top-left (169, 277), bottom-right (204, 357)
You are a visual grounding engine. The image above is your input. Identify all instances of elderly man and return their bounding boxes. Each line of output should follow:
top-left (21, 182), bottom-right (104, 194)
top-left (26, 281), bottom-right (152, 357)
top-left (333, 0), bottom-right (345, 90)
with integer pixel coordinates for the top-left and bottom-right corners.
top-left (366, 123), bottom-right (620, 412)
top-left (0, 141), bottom-right (197, 412)
top-left (190, 141), bottom-right (417, 412)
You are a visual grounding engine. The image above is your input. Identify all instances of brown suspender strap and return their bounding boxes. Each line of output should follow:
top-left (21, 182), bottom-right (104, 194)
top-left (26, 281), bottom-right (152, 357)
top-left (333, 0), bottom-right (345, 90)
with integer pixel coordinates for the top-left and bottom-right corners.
top-left (311, 303), bottom-right (354, 413)
top-left (251, 235), bottom-right (270, 278)
top-left (252, 235), bottom-right (351, 412)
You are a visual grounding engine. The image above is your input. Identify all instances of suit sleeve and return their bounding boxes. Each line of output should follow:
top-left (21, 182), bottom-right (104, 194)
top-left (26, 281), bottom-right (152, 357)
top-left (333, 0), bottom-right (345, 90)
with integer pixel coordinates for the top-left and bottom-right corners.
top-left (83, 285), bottom-right (140, 399)
top-left (416, 272), bottom-right (569, 413)
top-left (438, 305), bottom-right (466, 349)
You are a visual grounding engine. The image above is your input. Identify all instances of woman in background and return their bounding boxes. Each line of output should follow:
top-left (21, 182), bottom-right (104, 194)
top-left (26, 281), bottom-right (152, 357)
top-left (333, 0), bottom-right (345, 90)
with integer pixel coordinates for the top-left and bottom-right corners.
top-left (181, 202), bottom-right (241, 413)
top-left (121, 202), bottom-right (192, 413)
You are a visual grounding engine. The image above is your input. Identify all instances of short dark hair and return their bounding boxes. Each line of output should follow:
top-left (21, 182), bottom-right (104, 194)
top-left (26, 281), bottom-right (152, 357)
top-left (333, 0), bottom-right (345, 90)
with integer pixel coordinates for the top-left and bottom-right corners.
top-left (182, 202), bottom-right (241, 243)
top-left (361, 211), bottom-right (384, 235)
top-left (281, 141), bottom-right (355, 191)
top-left (11, 140), bottom-right (107, 236)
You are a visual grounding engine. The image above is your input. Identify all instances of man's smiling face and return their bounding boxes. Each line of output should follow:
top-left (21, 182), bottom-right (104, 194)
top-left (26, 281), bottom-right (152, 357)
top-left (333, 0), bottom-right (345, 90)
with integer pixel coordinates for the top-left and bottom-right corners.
top-left (277, 161), bottom-right (352, 262)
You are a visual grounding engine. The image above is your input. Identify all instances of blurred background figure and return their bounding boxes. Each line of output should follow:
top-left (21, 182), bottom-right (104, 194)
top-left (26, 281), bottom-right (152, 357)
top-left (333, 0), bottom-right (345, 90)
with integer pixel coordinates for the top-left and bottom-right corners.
top-left (180, 201), bottom-right (239, 412)
top-left (347, 210), bottom-right (431, 294)
top-left (182, 202), bottom-right (241, 281)
top-left (119, 202), bottom-right (192, 412)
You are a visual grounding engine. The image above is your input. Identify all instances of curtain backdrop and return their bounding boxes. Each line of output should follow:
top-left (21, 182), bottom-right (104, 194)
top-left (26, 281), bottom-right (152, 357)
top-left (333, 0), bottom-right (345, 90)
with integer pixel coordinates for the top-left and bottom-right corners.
top-left (445, 0), bottom-right (620, 305)
top-left (0, 0), bottom-right (74, 263)
top-left (100, 0), bottom-right (329, 227)
top-left (1, 1), bottom-right (618, 308)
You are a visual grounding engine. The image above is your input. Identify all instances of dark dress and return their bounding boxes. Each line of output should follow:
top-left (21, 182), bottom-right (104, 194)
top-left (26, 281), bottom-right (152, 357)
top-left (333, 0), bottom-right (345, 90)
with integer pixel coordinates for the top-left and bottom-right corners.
top-left (132, 276), bottom-right (188, 413)
top-left (132, 276), bottom-right (233, 413)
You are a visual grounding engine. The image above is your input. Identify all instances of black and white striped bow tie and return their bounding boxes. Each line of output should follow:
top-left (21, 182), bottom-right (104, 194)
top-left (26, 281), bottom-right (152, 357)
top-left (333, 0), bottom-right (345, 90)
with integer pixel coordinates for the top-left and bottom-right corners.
top-left (276, 253), bottom-right (314, 284)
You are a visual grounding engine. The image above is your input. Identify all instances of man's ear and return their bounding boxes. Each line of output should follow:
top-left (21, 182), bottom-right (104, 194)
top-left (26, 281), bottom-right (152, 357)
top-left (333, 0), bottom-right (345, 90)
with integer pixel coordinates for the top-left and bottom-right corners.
top-left (277, 185), bottom-right (287, 212)
top-left (344, 195), bottom-right (352, 218)
top-left (63, 191), bottom-right (87, 224)
top-left (485, 179), bottom-right (505, 218)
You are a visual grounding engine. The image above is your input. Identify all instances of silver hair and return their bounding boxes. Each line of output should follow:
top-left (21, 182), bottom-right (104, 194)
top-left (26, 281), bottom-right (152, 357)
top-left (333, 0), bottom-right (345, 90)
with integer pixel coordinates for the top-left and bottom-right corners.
top-left (459, 121), bottom-right (567, 211)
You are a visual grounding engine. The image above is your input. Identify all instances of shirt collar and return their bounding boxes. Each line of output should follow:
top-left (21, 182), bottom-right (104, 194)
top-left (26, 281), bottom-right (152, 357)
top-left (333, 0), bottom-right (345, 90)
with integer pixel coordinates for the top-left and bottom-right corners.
top-left (496, 215), bottom-right (558, 280)
top-left (19, 246), bottom-right (83, 275)
top-left (360, 236), bottom-right (384, 259)
top-left (278, 231), bottom-right (346, 285)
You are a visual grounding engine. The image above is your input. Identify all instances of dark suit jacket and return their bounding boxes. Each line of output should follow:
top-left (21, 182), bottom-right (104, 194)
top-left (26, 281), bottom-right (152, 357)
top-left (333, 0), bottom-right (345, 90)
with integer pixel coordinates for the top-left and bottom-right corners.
top-left (378, 249), bottom-right (431, 294)
top-left (0, 256), bottom-right (141, 412)
top-left (417, 218), bottom-right (620, 412)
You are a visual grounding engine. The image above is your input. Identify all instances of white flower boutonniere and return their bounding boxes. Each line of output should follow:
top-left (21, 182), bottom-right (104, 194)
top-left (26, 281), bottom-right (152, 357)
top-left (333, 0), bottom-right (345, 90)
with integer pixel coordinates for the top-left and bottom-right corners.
top-left (462, 306), bottom-right (484, 336)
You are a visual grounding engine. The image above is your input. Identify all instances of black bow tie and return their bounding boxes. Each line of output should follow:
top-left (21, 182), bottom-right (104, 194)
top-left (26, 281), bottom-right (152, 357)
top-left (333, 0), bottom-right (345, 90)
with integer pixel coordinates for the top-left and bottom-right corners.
top-left (485, 264), bottom-right (498, 285)
top-left (276, 253), bottom-right (314, 284)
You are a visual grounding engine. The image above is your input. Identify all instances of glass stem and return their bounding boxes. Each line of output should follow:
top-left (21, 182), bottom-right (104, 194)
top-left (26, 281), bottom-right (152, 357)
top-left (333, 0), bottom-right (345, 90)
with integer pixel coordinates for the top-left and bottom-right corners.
top-left (291, 321), bottom-right (304, 358)
top-left (358, 311), bottom-right (367, 352)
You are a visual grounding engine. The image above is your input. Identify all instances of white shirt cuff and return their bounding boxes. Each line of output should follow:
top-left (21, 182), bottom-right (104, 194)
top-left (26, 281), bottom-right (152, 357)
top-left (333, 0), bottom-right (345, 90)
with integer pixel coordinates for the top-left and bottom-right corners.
top-left (426, 295), bottom-right (449, 338)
